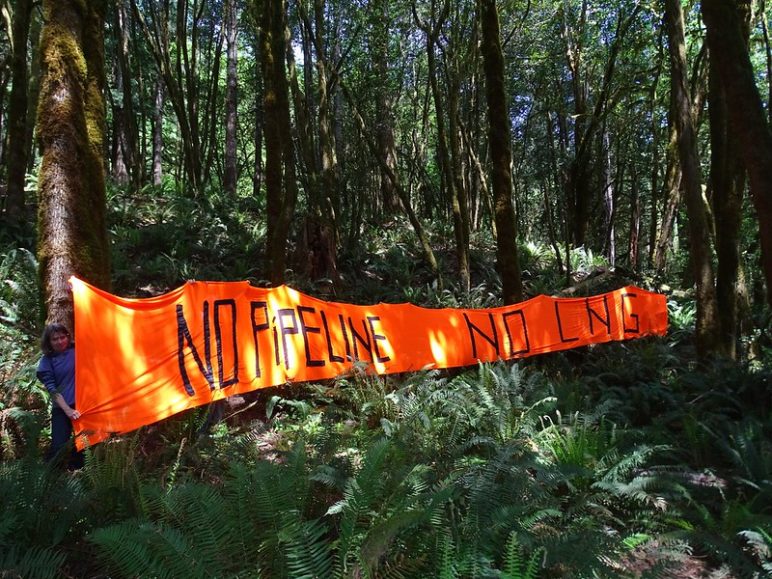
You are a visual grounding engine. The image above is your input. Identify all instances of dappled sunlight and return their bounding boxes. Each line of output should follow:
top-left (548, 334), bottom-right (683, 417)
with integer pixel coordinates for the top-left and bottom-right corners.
top-left (429, 329), bottom-right (448, 367)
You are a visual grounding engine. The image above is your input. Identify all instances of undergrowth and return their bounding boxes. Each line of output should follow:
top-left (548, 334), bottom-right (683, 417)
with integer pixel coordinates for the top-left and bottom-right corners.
top-left (0, 196), bottom-right (770, 577)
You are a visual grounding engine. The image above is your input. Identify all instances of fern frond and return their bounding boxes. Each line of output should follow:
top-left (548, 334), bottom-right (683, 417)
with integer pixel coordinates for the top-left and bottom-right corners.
top-left (282, 518), bottom-right (334, 579)
top-left (90, 519), bottom-right (206, 579)
top-left (0, 546), bottom-right (66, 579)
top-left (502, 531), bottom-right (543, 579)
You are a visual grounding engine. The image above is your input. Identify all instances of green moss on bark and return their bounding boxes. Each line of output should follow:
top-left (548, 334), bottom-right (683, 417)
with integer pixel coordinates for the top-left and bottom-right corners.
top-left (37, 0), bottom-right (110, 327)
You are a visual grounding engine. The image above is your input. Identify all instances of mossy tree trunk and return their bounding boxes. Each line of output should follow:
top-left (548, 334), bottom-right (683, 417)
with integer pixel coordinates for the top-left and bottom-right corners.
top-left (37, 0), bottom-right (110, 329)
top-left (702, 0), bottom-right (772, 309)
top-left (478, 0), bottom-right (522, 304)
top-left (664, 0), bottom-right (720, 357)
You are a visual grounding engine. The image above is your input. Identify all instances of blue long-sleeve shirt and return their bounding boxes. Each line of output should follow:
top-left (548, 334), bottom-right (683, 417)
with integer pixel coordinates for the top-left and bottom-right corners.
top-left (37, 346), bottom-right (76, 406)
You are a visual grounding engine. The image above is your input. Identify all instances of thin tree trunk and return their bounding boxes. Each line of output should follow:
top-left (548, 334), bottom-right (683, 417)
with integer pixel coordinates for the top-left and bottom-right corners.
top-left (654, 97), bottom-right (682, 271)
top-left (111, 30), bottom-right (129, 186)
top-left (37, 0), bottom-right (110, 328)
top-left (132, 0), bottom-right (202, 191)
top-left (224, 0), bottom-right (238, 195)
top-left (201, 23), bottom-right (224, 183)
top-left (448, 78), bottom-right (471, 293)
top-left (479, 0), bottom-right (522, 304)
top-left (665, 0), bottom-right (720, 356)
top-left (0, 70), bottom-right (7, 176)
top-left (628, 162), bottom-right (641, 271)
top-left (648, 30), bottom-right (664, 267)
top-left (341, 81), bottom-right (441, 285)
top-left (312, 0), bottom-right (340, 284)
top-left (416, 1), bottom-right (470, 293)
top-left (563, 3), bottom-right (640, 248)
top-left (602, 129), bottom-right (616, 268)
top-left (252, 28), bottom-right (263, 198)
top-left (152, 79), bottom-right (163, 186)
top-left (460, 118), bottom-right (495, 239)
top-left (760, 0), bottom-right (772, 124)
top-left (4, 0), bottom-right (33, 219)
top-left (374, 0), bottom-right (400, 214)
top-left (118, 0), bottom-right (138, 186)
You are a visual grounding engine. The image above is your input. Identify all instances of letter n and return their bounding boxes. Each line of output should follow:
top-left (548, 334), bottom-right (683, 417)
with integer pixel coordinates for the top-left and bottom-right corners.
top-left (464, 313), bottom-right (500, 358)
top-left (176, 303), bottom-right (214, 397)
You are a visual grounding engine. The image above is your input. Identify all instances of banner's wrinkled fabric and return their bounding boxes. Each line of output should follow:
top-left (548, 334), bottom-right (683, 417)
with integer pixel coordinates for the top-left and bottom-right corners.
top-left (71, 277), bottom-right (667, 447)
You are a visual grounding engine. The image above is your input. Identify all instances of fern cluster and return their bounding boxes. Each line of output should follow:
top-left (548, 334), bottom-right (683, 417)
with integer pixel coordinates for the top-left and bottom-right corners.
top-left (1, 303), bottom-right (771, 577)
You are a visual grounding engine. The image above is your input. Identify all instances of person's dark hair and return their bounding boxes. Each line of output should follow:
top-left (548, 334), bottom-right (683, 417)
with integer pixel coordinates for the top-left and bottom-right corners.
top-left (41, 324), bottom-right (71, 356)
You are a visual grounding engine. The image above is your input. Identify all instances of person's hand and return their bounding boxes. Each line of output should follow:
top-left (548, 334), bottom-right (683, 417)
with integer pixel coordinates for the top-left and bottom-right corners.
top-left (68, 409), bottom-right (81, 420)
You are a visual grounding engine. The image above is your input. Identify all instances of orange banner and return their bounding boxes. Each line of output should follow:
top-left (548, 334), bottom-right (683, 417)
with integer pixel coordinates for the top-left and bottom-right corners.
top-left (71, 277), bottom-right (667, 447)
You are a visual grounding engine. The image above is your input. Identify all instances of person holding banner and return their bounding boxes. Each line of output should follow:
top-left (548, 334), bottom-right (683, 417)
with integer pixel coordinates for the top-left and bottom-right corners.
top-left (36, 324), bottom-right (83, 469)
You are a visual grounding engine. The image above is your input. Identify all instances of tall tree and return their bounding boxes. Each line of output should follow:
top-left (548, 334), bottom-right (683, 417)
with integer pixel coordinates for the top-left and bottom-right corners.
top-left (373, 0), bottom-right (400, 214)
top-left (561, 2), bottom-right (640, 248)
top-left (415, 0), bottom-right (471, 293)
top-left (132, 0), bottom-right (217, 192)
top-left (702, 0), bottom-right (772, 308)
top-left (223, 0), bottom-right (238, 195)
top-left (478, 0), bottom-right (522, 304)
top-left (37, 0), bottom-right (110, 327)
top-left (111, 0), bottom-right (139, 187)
top-left (259, 0), bottom-right (297, 284)
top-left (294, 0), bottom-right (341, 285)
top-left (664, 0), bottom-right (719, 356)
top-left (3, 0), bottom-right (33, 220)
top-left (152, 78), bottom-right (163, 186)
top-left (705, 0), bottom-right (750, 358)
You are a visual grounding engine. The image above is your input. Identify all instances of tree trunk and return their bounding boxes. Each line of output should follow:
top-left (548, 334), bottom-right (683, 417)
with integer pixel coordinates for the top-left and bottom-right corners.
top-left (4, 0), bottom-right (33, 220)
top-left (111, 49), bottom-right (130, 186)
top-left (423, 21), bottom-right (470, 293)
top-left (224, 0), bottom-right (238, 195)
top-left (260, 0), bottom-right (297, 285)
top-left (760, 0), bottom-right (772, 124)
top-left (562, 0), bottom-right (588, 248)
top-left (448, 78), bottom-right (471, 293)
top-left (312, 0), bottom-right (340, 285)
top-left (664, 0), bottom-right (720, 356)
top-left (37, 0), bottom-right (110, 328)
top-left (648, 30), bottom-right (664, 267)
top-left (114, 0), bottom-right (138, 187)
top-left (628, 162), bottom-right (641, 271)
top-left (132, 0), bottom-right (203, 191)
top-left (374, 0), bottom-right (400, 214)
top-left (201, 22), bottom-right (224, 184)
top-left (602, 129), bottom-right (616, 268)
top-left (702, 0), bottom-right (772, 308)
top-left (152, 79), bottom-right (164, 186)
top-left (479, 0), bottom-right (522, 304)
top-left (705, 0), bottom-right (750, 359)
top-left (252, 28), bottom-right (264, 198)
top-left (341, 81), bottom-right (441, 284)
top-left (654, 94), bottom-right (682, 272)
top-left (563, 4), bottom-right (640, 248)
top-left (0, 71), bottom-right (7, 177)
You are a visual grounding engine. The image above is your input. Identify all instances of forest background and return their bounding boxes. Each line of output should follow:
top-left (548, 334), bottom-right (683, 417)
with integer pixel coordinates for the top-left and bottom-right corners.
top-left (0, 0), bottom-right (771, 577)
